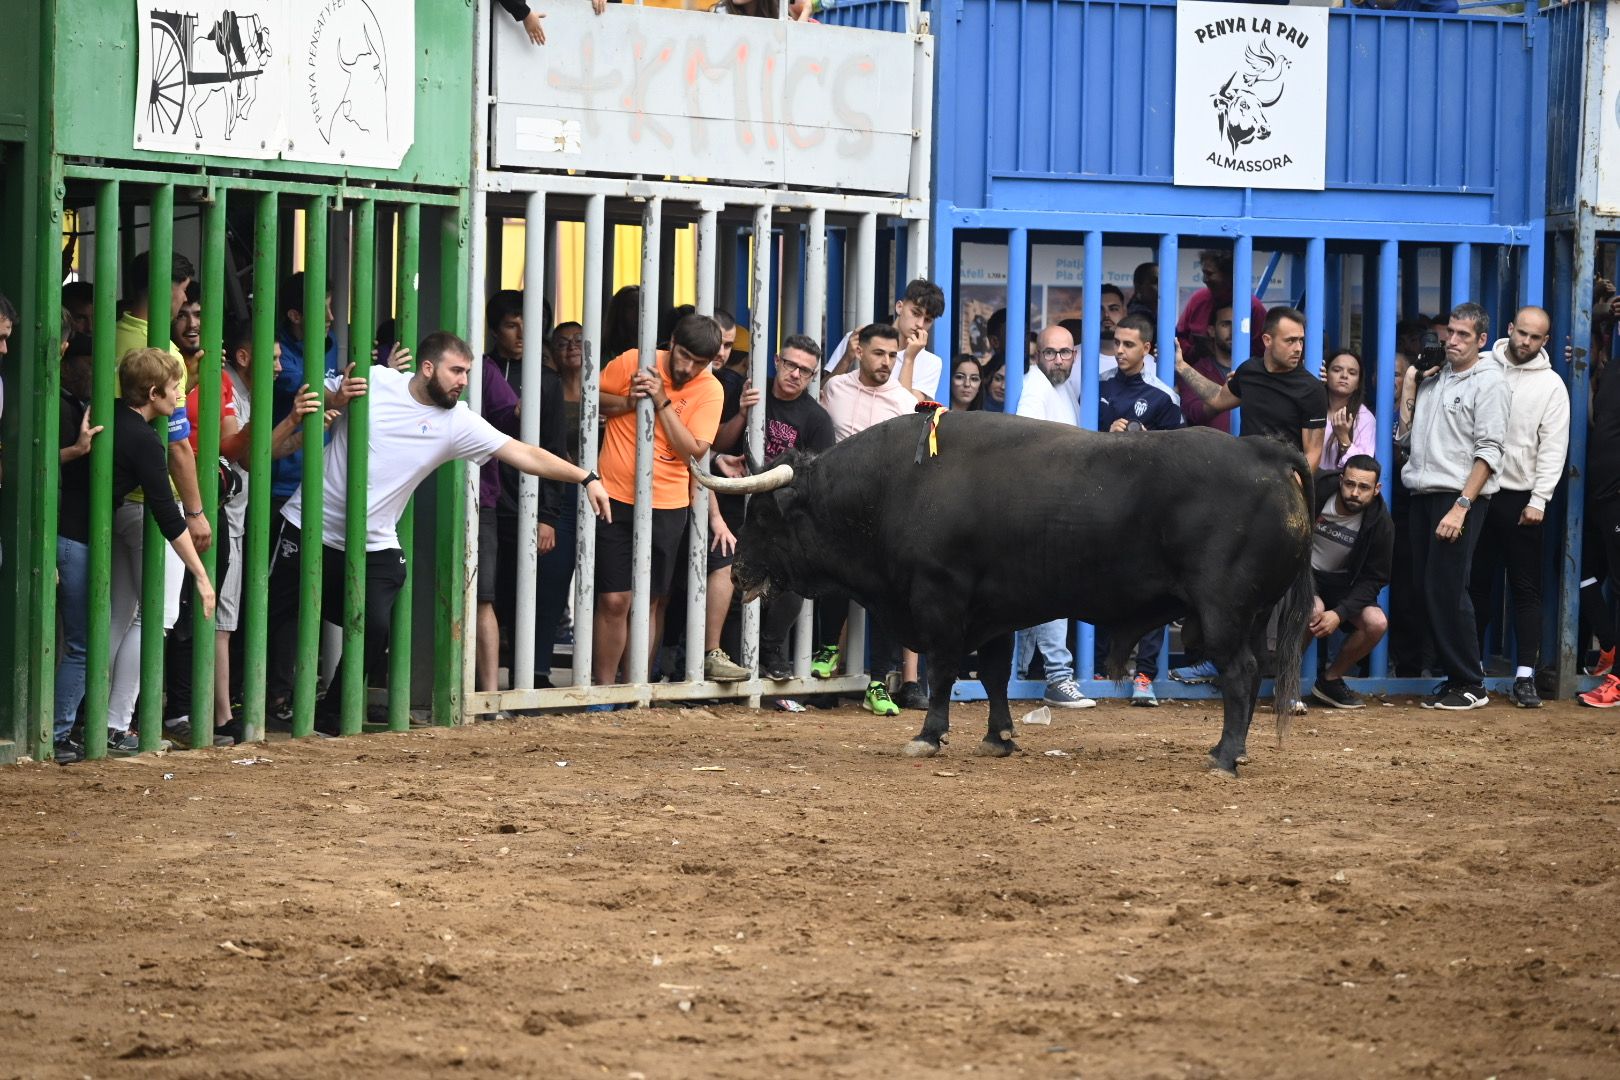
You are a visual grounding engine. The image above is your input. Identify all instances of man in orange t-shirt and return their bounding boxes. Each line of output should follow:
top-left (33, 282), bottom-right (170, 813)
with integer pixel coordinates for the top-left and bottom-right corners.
top-left (594, 313), bottom-right (726, 686)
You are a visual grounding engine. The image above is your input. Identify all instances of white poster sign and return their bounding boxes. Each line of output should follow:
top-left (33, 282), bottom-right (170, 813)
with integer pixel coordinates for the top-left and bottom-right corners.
top-left (1173, 1), bottom-right (1329, 191)
top-left (134, 0), bottom-right (414, 169)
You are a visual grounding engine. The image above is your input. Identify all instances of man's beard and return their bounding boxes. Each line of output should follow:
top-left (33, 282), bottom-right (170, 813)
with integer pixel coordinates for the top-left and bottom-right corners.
top-left (425, 377), bottom-right (460, 409)
top-left (1046, 368), bottom-right (1071, 386)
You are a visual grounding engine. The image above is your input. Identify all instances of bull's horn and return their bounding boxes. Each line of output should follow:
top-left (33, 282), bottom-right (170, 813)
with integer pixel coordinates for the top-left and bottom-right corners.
top-left (693, 462), bottom-right (794, 495)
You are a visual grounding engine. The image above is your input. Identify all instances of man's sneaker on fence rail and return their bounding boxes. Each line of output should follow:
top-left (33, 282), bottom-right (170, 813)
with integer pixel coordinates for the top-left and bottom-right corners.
top-left (896, 681), bottom-right (930, 711)
top-left (761, 651), bottom-right (793, 681)
top-left (703, 648), bottom-right (751, 682)
top-left (810, 645), bottom-right (840, 679)
top-left (1510, 677), bottom-right (1543, 709)
top-left (1310, 678), bottom-right (1364, 710)
top-left (863, 680), bottom-right (900, 717)
top-left (1131, 672), bottom-right (1159, 707)
top-left (1579, 674), bottom-right (1620, 708)
top-left (1169, 660), bottom-right (1218, 684)
top-left (1044, 678), bottom-right (1096, 709)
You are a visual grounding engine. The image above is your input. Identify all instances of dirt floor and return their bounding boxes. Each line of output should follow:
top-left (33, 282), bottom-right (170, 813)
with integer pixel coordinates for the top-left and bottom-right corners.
top-left (3, 694), bottom-right (1620, 1080)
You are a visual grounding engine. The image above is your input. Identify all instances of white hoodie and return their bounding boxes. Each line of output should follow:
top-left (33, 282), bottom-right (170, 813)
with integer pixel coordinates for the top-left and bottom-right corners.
top-left (1487, 337), bottom-right (1570, 511)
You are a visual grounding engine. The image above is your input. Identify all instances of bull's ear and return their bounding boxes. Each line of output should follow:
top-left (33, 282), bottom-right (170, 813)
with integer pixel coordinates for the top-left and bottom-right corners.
top-left (772, 485), bottom-right (801, 522)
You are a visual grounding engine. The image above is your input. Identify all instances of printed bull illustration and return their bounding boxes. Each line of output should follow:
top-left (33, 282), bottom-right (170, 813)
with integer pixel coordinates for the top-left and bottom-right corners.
top-left (1211, 42), bottom-right (1289, 154)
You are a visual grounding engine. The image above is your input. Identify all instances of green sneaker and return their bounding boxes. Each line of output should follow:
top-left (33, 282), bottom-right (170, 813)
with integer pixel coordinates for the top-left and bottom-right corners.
top-left (863, 680), bottom-right (900, 717)
top-left (810, 644), bottom-right (840, 679)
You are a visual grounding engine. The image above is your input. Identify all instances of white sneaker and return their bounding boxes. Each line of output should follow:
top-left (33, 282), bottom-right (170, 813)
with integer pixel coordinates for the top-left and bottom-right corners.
top-left (1043, 678), bottom-right (1097, 709)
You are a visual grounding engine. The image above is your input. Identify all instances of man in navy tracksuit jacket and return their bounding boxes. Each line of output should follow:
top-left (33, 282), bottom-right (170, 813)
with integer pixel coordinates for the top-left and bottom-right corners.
top-left (1097, 314), bottom-right (1184, 705)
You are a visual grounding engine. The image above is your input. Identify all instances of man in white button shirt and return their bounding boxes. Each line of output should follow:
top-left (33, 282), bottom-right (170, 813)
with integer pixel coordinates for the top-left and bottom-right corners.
top-left (824, 279), bottom-right (947, 403)
top-left (1013, 324), bottom-right (1094, 709)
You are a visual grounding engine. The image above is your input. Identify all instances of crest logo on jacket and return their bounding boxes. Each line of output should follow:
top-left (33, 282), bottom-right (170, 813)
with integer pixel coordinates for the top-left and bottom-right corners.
top-left (1134, 399), bottom-right (1149, 418)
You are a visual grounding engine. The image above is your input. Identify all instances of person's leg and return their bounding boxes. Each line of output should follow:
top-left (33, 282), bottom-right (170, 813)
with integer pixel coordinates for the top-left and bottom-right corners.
top-left (107, 504), bottom-right (148, 736)
top-left (264, 516), bottom-right (303, 710)
top-left (1030, 619), bottom-right (1074, 685)
top-left (704, 566), bottom-right (733, 653)
top-left (1324, 606), bottom-right (1389, 680)
top-left (1134, 626), bottom-right (1167, 679)
top-left (360, 549), bottom-right (408, 699)
top-left (475, 509), bottom-right (501, 693)
top-left (1424, 495), bottom-right (1491, 693)
top-left (1467, 492), bottom-right (1511, 653)
top-left (532, 488), bottom-right (579, 685)
top-left (1498, 491), bottom-right (1545, 673)
top-left (760, 592), bottom-right (804, 676)
top-left (212, 527), bottom-right (242, 729)
top-left (591, 504), bottom-right (635, 686)
top-left (53, 536), bottom-right (91, 744)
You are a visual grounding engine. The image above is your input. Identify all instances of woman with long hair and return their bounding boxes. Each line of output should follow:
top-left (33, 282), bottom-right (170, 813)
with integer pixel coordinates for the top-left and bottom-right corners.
top-left (1320, 347), bottom-right (1376, 473)
top-left (948, 354), bottom-right (984, 412)
top-left (980, 356), bottom-right (1007, 413)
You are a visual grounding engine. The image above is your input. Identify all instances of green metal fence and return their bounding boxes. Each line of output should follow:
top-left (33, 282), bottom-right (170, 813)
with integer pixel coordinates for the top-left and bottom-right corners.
top-left (8, 169), bottom-right (469, 761)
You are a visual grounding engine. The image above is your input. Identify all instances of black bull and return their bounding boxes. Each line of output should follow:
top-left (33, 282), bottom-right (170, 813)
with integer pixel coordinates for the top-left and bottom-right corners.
top-left (699, 412), bottom-right (1315, 775)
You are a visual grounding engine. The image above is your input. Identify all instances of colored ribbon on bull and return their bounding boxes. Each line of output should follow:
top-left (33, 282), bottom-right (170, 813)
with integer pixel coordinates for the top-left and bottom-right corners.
top-left (913, 402), bottom-right (947, 464)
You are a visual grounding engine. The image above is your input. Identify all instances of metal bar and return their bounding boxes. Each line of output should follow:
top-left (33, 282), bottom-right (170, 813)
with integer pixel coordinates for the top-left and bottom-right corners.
top-left (1077, 229), bottom-right (1102, 682)
top-left (434, 202), bottom-right (472, 726)
top-left (1004, 227), bottom-right (1029, 426)
top-left (1155, 233), bottom-right (1178, 388)
top-left (1304, 237), bottom-right (1326, 379)
top-left (292, 197), bottom-right (328, 738)
top-left (742, 205), bottom-right (773, 679)
top-left (340, 198), bottom-right (376, 734)
top-left (1559, 223), bottom-right (1592, 699)
top-left (573, 194), bottom-right (606, 689)
top-left (513, 191), bottom-right (548, 689)
top-left (1231, 235), bottom-right (1254, 439)
top-left (908, 18), bottom-right (935, 281)
top-left (628, 198), bottom-right (663, 692)
top-left (388, 205), bottom-right (423, 730)
top-left (855, 214), bottom-right (878, 325)
top-left (240, 193), bottom-right (278, 745)
top-left (189, 189), bottom-right (226, 747)
top-left (138, 183), bottom-right (175, 753)
top-left (686, 206), bottom-right (720, 687)
top-left (1372, 238), bottom-right (1400, 679)
top-left (83, 181), bottom-right (121, 761)
top-left (61, 164), bottom-right (463, 206)
top-left (463, 189), bottom-right (489, 712)
top-left (796, 207), bottom-right (829, 676)
top-left (1450, 242), bottom-right (1473, 307)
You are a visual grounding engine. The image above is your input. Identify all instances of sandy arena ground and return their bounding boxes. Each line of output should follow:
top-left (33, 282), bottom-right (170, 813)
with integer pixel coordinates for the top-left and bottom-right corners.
top-left (3, 695), bottom-right (1619, 1079)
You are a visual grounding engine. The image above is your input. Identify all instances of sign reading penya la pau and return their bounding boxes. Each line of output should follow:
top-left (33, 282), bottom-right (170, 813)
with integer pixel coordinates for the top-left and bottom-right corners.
top-left (491, 5), bottom-right (918, 195)
top-left (134, 0), bottom-right (415, 169)
top-left (1173, 1), bottom-right (1329, 191)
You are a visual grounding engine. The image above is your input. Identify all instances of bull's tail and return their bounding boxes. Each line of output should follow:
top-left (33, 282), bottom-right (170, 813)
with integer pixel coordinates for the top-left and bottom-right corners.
top-left (1270, 458), bottom-right (1315, 743)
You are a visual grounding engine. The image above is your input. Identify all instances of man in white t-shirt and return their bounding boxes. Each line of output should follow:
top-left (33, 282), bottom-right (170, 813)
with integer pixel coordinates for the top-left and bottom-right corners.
top-left (823, 278), bottom-right (947, 403)
top-left (266, 331), bottom-right (611, 735)
top-left (1013, 324), bottom-right (1094, 709)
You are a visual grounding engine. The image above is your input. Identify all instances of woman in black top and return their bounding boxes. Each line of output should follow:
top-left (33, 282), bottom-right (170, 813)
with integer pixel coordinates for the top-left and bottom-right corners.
top-left (93, 348), bottom-right (216, 754)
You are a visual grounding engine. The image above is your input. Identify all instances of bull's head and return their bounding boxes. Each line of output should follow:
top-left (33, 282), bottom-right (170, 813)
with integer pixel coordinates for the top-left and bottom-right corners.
top-left (692, 459), bottom-right (800, 604)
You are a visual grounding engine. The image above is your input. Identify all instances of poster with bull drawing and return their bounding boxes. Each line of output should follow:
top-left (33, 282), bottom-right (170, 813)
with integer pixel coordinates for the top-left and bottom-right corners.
top-left (135, 0), bottom-right (413, 169)
top-left (1173, 1), bottom-right (1328, 191)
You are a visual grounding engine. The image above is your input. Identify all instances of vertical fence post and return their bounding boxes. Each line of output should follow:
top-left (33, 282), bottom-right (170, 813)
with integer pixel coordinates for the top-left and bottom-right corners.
top-left (1077, 229), bottom-right (1103, 683)
top-left (341, 198), bottom-right (376, 734)
top-left (574, 194), bottom-right (606, 689)
top-left (434, 201), bottom-right (472, 726)
top-left (686, 205), bottom-right (719, 687)
top-left (628, 198), bottom-right (663, 693)
top-left (292, 198), bottom-right (328, 738)
top-left (1450, 242), bottom-right (1474, 309)
top-left (1559, 219), bottom-right (1597, 698)
top-left (241, 192), bottom-right (279, 745)
top-left (83, 181), bottom-right (121, 760)
top-left (189, 189), bottom-right (226, 747)
top-left (845, 212), bottom-right (879, 675)
top-left (1155, 233), bottom-right (1179, 389)
top-left (514, 190), bottom-right (548, 690)
top-left (388, 203), bottom-right (422, 730)
top-left (1371, 238), bottom-right (1400, 679)
top-left (797, 207), bottom-right (828, 676)
top-left (743, 204), bottom-right (773, 684)
top-left (138, 183), bottom-right (176, 753)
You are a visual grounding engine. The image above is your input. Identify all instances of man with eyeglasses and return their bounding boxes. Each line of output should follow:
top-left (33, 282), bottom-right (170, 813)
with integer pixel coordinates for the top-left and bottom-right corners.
top-left (1306, 456), bottom-right (1394, 710)
top-left (1013, 323), bottom-right (1094, 709)
top-left (715, 334), bottom-right (836, 682)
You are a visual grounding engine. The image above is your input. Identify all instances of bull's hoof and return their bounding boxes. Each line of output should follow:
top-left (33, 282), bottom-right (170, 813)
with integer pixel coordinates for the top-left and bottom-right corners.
top-left (975, 737), bottom-right (1019, 758)
top-left (1236, 751), bottom-right (1251, 765)
top-left (902, 738), bottom-right (941, 758)
top-left (1205, 753), bottom-right (1239, 778)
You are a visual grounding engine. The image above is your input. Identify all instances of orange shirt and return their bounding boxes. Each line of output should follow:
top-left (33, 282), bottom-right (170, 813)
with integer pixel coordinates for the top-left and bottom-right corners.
top-left (599, 350), bottom-right (724, 509)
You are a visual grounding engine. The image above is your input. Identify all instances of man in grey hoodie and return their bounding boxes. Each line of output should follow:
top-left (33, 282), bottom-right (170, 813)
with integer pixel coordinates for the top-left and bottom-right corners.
top-left (1396, 302), bottom-right (1511, 711)
top-left (1467, 307), bottom-right (1569, 709)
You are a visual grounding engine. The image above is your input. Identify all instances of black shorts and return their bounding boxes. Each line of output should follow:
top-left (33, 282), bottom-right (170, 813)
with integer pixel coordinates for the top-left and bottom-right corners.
top-left (1314, 570), bottom-right (1370, 627)
top-left (706, 494), bottom-right (747, 574)
top-left (595, 499), bottom-right (689, 596)
top-left (477, 507), bottom-right (500, 603)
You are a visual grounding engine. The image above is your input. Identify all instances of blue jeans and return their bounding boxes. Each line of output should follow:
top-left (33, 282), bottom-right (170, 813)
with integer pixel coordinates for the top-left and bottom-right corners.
top-left (54, 536), bottom-right (90, 741)
top-left (1019, 619), bottom-right (1074, 685)
top-left (533, 486), bottom-right (580, 677)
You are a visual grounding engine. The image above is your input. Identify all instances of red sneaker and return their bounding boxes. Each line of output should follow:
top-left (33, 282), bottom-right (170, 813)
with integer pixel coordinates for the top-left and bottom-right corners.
top-left (1592, 647), bottom-right (1616, 678)
top-left (1579, 674), bottom-right (1620, 708)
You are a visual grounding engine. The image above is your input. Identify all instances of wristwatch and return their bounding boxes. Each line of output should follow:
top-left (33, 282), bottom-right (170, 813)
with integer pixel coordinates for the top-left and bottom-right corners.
top-left (580, 470), bottom-right (600, 488)
top-left (1455, 496), bottom-right (1472, 510)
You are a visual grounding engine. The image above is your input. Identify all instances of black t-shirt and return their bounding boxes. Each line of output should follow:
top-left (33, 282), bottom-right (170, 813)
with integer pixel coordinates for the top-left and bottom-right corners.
top-left (1590, 360), bottom-right (1620, 504)
top-left (1225, 358), bottom-right (1328, 450)
top-left (487, 355), bottom-right (568, 525)
top-left (712, 368), bottom-right (747, 455)
top-left (764, 390), bottom-right (835, 460)
top-left (57, 393), bottom-right (93, 543)
top-left (64, 405), bottom-right (187, 545)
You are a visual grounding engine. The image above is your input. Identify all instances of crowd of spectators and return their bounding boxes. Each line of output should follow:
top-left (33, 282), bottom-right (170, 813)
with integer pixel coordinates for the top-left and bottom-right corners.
top-left (9, 235), bottom-right (1620, 762)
